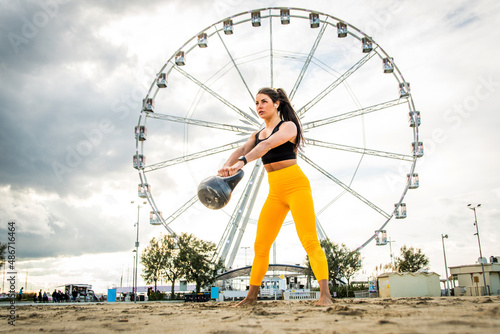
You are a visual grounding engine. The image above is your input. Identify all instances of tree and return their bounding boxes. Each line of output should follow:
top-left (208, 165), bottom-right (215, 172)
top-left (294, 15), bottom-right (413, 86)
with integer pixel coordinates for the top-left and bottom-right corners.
top-left (0, 242), bottom-right (6, 270)
top-left (162, 235), bottom-right (184, 299)
top-left (310, 239), bottom-right (342, 287)
top-left (305, 239), bottom-right (362, 297)
top-left (336, 246), bottom-right (362, 298)
top-left (141, 235), bottom-right (170, 291)
top-left (176, 233), bottom-right (224, 293)
top-left (395, 245), bottom-right (429, 273)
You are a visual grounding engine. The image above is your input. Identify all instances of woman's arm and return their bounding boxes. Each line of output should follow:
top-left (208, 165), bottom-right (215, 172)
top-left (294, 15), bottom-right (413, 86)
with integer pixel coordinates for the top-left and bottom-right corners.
top-left (218, 131), bottom-right (259, 175)
top-left (219, 122), bottom-right (297, 176)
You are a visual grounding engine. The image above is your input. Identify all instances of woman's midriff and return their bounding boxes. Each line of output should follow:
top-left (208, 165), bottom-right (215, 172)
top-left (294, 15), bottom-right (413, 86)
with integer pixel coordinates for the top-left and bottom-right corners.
top-left (263, 159), bottom-right (297, 173)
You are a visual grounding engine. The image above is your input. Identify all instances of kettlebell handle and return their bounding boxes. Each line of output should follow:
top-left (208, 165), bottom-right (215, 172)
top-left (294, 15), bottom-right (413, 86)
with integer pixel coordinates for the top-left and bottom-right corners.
top-left (223, 169), bottom-right (244, 191)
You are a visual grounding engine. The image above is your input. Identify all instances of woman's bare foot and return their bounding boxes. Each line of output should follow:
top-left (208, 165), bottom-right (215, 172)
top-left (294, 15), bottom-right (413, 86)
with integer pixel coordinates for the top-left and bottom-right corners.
top-left (314, 295), bottom-right (334, 306)
top-left (232, 297), bottom-right (257, 307)
top-left (315, 279), bottom-right (334, 306)
top-left (232, 284), bottom-right (260, 308)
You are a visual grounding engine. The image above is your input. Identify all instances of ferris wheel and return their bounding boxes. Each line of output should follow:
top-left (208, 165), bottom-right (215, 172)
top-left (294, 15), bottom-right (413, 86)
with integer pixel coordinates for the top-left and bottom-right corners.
top-left (134, 7), bottom-right (422, 270)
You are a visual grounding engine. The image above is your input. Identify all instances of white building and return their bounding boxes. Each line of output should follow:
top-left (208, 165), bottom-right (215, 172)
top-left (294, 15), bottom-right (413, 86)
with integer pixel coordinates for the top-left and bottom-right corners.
top-left (377, 272), bottom-right (441, 298)
top-left (449, 260), bottom-right (500, 296)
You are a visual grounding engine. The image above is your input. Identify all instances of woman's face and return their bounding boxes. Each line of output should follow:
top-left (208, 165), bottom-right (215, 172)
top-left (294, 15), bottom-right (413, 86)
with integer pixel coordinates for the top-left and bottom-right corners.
top-left (255, 93), bottom-right (278, 119)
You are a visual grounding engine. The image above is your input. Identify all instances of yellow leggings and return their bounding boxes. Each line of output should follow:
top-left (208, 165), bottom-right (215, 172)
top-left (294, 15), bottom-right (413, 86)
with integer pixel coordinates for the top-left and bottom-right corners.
top-left (249, 164), bottom-right (329, 286)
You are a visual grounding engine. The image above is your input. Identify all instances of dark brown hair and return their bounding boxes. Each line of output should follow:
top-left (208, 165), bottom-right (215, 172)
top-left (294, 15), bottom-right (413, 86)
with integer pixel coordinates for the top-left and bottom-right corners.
top-left (257, 87), bottom-right (304, 151)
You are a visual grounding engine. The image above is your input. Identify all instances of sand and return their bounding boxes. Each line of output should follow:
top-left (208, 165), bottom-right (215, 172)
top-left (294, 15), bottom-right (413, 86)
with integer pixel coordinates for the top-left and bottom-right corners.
top-left (2, 296), bottom-right (500, 333)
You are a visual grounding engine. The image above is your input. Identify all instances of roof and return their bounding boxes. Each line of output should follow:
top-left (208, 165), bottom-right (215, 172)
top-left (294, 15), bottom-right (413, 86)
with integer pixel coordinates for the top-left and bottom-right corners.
top-left (377, 272), bottom-right (439, 279)
top-left (216, 264), bottom-right (346, 284)
top-left (449, 263), bottom-right (500, 274)
top-left (449, 263), bottom-right (499, 269)
top-left (216, 264), bottom-right (309, 281)
top-left (57, 284), bottom-right (92, 288)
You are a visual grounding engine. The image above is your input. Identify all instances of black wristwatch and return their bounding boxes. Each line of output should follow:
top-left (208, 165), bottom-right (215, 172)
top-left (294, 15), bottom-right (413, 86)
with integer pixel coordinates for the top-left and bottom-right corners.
top-left (238, 156), bottom-right (247, 166)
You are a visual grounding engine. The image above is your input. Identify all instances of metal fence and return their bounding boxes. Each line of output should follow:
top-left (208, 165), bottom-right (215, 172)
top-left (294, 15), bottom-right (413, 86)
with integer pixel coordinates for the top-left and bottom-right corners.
top-left (284, 291), bottom-right (320, 300)
top-left (354, 290), bottom-right (370, 298)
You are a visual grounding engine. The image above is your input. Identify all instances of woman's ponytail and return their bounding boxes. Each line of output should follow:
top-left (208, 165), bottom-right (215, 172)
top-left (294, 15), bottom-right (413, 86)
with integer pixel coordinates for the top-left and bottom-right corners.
top-left (257, 87), bottom-right (304, 151)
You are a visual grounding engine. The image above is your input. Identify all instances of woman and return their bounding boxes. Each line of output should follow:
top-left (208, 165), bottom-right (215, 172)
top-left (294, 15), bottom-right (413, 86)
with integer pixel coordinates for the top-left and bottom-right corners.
top-left (218, 87), bottom-right (333, 307)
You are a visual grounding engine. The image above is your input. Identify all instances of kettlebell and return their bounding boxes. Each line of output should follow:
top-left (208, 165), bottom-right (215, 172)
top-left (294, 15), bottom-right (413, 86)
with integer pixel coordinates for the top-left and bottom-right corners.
top-left (197, 169), bottom-right (244, 210)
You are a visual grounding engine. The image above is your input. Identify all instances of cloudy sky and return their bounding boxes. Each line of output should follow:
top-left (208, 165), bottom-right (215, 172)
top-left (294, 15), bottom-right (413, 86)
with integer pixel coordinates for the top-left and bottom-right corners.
top-left (1, 0), bottom-right (499, 294)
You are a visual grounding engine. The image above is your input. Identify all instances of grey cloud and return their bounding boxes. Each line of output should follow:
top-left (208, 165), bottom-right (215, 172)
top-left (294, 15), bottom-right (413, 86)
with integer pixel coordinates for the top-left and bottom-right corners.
top-left (0, 208), bottom-right (131, 260)
top-left (0, 0), bottom-right (215, 198)
top-left (0, 2), bottom-right (148, 196)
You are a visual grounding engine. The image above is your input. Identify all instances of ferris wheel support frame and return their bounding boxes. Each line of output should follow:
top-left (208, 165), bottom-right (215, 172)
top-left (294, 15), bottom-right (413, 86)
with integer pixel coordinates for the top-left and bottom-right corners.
top-left (217, 160), bottom-right (264, 267)
top-left (226, 164), bottom-right (266, 269)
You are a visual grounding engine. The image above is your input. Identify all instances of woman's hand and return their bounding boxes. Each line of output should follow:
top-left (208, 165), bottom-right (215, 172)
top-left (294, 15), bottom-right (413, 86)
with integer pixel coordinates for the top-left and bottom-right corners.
top-left (218, 165), bottom-right (230, 177)
top-left (218, 160), bottom-right (244, 177)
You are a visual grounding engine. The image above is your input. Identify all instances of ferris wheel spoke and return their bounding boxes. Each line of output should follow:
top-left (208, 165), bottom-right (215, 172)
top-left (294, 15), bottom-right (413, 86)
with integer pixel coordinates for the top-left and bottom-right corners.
top-left (269, 8), bottom-right (274, 87)
top-left (302, 98), bottom-right (406, 130)
top-left (162, 195), bottom-right (198, 227)
top-left (297, 50), bottom-right (378, 117)
top-left (161, 223), bottom-right (176, 236)
top-left (147, 112), bottom-right (255, 134)
top-left (215, 29), bottom-right (255, 105)
top-left (289, 19), bottom-right (328, 101)
top-left (274, 50), bottom-right (307, 63)
top-left (172, 65), bottom-right (260, 127)
top-left (299, 153), bottom-right (391, 219)
top-left (304, 138), bottom-right (414, 162)
top-left (144, 139), bottom-right (246, 172)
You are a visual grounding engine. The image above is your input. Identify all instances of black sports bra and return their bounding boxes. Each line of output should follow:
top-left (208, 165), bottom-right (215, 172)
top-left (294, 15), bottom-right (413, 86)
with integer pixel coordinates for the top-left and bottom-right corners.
top-left (254, 121), bottom-right (297, 164)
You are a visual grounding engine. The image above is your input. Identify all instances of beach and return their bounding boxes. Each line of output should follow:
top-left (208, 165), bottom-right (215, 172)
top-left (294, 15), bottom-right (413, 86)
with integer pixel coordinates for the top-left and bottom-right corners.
top-left (2, 296), bottom-right (500, 333)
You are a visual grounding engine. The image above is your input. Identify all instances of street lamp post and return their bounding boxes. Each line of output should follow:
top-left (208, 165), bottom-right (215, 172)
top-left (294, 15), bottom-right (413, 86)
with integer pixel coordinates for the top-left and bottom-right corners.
top-left (131, 200), bottom-right (146, 303)
top-left (467, 204), bottom-right (488, 296)
top-left (132, 251), bottom-right (136, 301)
top-left (441, 234), bottom-right (450, 296)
